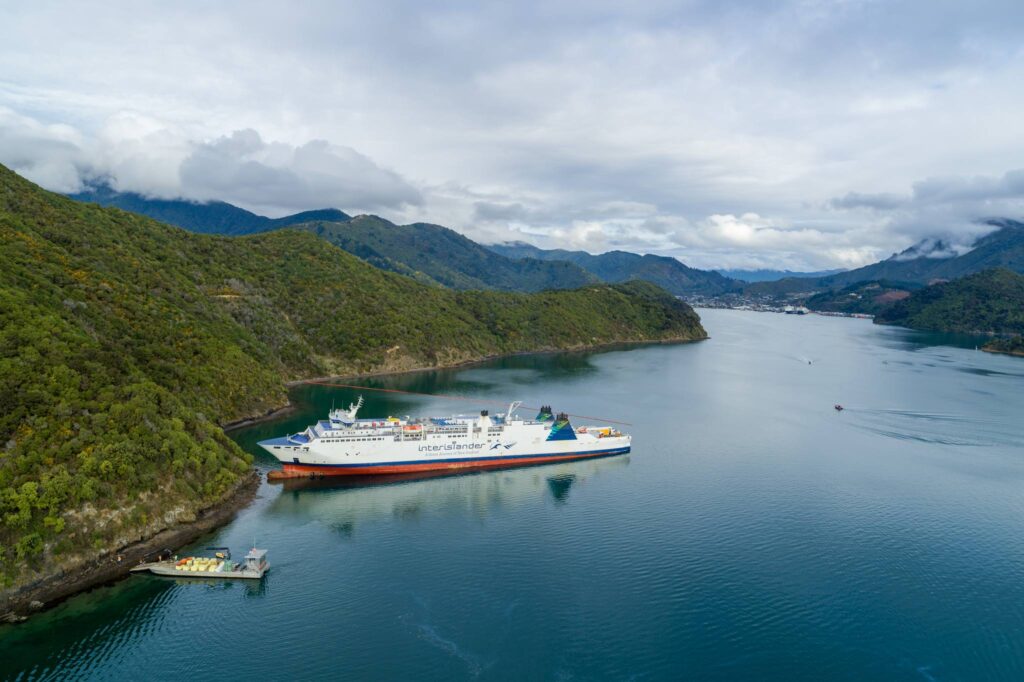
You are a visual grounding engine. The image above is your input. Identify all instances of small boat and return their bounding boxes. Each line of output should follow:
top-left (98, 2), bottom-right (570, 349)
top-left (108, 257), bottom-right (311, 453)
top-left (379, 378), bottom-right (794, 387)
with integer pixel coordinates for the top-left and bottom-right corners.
top-left (131, 547), bottom-right (269, 580)
top-left (834, 404), bottom-right (844, 412)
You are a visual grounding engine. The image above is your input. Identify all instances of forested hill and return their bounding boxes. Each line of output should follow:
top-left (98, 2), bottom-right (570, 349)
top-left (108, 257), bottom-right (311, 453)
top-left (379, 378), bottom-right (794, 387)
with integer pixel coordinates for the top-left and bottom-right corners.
top-left (489, 242), bottom-right (740, 296)
top-left (69, 183), bottom-right (350, 235)
top-left (301, 217), bottom-right (598, 291)
top-left (68, 188), bottom-right (598, 292)
top-left (873, 268), bottom-right (1024, 334)
top-left (0, 164), bottom-right (706, 590)
top-left (804, 281), bottom-right (918, 316)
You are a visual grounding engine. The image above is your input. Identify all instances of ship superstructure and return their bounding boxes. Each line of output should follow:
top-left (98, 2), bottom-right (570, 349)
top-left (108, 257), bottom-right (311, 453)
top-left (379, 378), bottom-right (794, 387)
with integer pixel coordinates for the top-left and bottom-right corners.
top-left (259, 398), bottom-right (630, 477)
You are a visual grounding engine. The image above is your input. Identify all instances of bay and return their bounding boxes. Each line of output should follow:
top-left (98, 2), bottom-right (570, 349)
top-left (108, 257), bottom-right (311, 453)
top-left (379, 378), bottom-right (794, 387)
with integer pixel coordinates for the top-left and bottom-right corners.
top-left (3, 309), bottom-right (1024, 680)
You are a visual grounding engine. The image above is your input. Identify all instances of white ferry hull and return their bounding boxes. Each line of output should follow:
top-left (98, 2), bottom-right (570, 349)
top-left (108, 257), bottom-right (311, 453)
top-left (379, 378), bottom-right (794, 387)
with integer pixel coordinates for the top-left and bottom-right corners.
top-left (260, 401), bottom-right (631, 478)
top-left (267, 443), bottom-right (630, 477)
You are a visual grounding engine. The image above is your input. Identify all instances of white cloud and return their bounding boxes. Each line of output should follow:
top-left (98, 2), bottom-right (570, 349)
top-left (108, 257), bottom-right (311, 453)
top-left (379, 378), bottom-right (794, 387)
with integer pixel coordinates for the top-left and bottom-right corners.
top-left (178, 130), bottom-right (422, 215)
top-left (2, 1), bottom-right (1024, 268)
top-left (0, 107), bottom-right (87, 192)
top-left (0, 110), bottom-right (421, 216)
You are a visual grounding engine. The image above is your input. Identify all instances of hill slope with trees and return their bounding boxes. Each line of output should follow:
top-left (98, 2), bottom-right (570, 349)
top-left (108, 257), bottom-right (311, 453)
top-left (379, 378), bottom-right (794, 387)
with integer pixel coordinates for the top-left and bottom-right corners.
top-left (302, 217), bottom-right (598, 291)
top-left (68, 188), bottom-right (599, 292)
top-left (873, 268), bottom-right (1024, 334)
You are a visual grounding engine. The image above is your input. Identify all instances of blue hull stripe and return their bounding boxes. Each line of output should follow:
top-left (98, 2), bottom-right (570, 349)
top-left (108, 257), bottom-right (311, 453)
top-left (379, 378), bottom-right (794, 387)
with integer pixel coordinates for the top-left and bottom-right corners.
top-left (280, 446), bottom-right (630, 469)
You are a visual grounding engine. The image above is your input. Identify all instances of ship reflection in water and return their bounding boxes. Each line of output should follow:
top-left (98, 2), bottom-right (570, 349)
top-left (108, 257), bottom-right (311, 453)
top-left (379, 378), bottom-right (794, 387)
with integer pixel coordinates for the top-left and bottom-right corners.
top-left (158, 578), bottom-right (267, 599)
top-left (267, 455), bottom-right (630, 530)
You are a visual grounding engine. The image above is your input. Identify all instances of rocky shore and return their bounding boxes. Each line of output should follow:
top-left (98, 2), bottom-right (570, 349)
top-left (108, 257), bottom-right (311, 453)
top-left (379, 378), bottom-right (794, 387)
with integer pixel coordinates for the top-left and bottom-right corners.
top-left (0, 470), bottom-right (261, 624)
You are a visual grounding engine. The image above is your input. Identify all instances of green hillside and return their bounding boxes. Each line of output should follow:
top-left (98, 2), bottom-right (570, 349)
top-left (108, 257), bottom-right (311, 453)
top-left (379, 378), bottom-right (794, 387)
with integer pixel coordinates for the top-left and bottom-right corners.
top-left (303, 217), bottom-right (598, 291)
top-left (0, 164), bottom-right (706, 588)
top-left (67, 188), bottom-right (598, 292)
top-left (804, 281), bottom-right (919, 315)
top-left (873, 268), bottom-right (1024, 334)
top-left (489, 242), bottom-right (739, 296)
top-left (983, 333), bottom-right (1024, 356)
top-left (983, 335), bottom-right (1024, 356)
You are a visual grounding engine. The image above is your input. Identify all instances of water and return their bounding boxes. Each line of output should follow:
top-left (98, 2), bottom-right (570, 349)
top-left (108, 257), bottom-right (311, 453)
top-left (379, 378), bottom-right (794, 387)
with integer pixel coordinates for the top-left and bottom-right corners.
top-left (3, 310), bottom-right (1024, 680)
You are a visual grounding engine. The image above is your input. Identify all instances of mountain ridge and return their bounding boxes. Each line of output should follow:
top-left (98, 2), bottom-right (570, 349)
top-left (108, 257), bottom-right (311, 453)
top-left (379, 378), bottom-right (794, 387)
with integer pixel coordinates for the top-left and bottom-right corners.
top-left (717, 268), bottom-right (846, 283)
top-left (744, 220), bottom-right (1024, 297)
top-left (301, 217), bottom-right (599, 292)
top-left (68, 187), bottom-right (599, 292)
top-left (68, 184), bottom-right (351, 235)
top-left (489, 242), bottom-right (740, 296)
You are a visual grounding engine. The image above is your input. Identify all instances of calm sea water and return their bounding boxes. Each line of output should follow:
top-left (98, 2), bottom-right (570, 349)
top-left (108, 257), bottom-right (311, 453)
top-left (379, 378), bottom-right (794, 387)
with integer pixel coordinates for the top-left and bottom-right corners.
top-left (3, 309), bottom-right (1024, 681)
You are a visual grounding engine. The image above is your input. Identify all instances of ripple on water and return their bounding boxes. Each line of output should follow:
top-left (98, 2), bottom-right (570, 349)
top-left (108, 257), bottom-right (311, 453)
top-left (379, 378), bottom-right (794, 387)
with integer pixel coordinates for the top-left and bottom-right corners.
top-left (843, 408), bottom-right (1024, 448)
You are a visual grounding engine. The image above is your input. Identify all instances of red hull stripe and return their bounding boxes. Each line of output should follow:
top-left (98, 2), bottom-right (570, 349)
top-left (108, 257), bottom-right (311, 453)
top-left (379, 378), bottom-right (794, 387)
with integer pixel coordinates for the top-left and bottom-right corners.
top-left (275, 447), bottom-right (629, 477)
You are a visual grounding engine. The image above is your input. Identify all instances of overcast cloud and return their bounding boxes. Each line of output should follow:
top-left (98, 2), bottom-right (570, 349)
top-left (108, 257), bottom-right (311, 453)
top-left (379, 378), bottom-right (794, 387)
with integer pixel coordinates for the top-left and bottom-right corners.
top-left (2, 0), bottom-right (1024, 269)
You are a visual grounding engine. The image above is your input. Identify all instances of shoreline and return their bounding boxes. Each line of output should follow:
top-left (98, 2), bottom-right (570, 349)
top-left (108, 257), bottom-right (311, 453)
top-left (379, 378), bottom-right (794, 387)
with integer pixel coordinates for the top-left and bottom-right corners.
top-left (0, 470), bottom-right (261, 624)
top-left (982, 346), bottom-right (1024, 357)
top-left (222, 403), bottom-right (297, 432)
top-left (226, 335), bottom-right (708, 432)
top-left (285, 334), bottom-right (709, 388)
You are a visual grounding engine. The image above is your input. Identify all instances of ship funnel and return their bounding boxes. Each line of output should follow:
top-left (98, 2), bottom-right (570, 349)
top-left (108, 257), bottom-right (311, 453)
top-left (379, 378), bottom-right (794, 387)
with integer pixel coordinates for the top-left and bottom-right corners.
top-left (546, 412), bottom-right (577, 441)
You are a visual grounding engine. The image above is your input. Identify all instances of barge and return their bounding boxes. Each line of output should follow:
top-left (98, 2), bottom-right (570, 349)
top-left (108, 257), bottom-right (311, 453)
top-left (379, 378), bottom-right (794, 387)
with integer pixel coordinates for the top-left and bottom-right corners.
top-left (131, 547), bottom-right (269, 580)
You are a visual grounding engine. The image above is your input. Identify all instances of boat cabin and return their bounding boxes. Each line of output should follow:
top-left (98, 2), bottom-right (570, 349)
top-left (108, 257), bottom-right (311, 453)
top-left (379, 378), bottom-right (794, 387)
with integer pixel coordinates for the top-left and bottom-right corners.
top-left (244, 548), bottom-right (268, 572)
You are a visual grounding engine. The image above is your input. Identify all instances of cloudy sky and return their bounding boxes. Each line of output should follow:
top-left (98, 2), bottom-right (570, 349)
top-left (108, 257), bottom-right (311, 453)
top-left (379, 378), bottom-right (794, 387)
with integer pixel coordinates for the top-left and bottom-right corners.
top-left (2, 0), bottom-right (1024, 270)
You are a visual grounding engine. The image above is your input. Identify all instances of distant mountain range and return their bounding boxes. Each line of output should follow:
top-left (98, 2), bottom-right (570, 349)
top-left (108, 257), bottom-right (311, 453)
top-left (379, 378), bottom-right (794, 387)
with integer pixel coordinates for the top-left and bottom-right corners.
top-left (69, 186), bottom-right (736, 295)
top-left (302, 217), bottom-right (597, 292)
top-left (489, 242), bottom-right (739, 296)
top-left (68, 184), bottom-right (351, 235)
top-left (68, 185), bottom-right (1024, 302)
top-left (746, 220), bottom-right (1024, 296)
top-left (716, 268), bottom-right (846, 282)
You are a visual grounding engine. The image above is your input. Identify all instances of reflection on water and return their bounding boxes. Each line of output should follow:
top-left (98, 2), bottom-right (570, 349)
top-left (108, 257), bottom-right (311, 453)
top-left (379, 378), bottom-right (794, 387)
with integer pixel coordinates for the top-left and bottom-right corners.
top-left (153, 576), bottom-right (267, 599)
top-left (876, 325), bottom-right (992, 352)
top-left (546, 474), bottom-right (576, 504)
top-left (269, 455), bottom-right (629, 530)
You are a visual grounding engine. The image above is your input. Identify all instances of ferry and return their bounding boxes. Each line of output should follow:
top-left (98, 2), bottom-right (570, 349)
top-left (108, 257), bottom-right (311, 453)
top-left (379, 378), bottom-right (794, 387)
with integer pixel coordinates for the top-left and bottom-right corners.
top-left (259, 398), bottom-right (631, 478)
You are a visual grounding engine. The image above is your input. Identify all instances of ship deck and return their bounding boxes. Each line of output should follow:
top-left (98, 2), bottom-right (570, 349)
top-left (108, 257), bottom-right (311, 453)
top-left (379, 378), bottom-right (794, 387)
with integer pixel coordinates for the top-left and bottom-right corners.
top-left (130, 561), bottom-right (268, 580)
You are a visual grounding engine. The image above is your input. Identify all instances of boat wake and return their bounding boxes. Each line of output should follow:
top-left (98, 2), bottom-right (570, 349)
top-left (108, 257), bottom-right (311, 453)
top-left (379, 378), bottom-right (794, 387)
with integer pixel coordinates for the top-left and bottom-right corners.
top-left (843, 408), bottom-right (1024, 447)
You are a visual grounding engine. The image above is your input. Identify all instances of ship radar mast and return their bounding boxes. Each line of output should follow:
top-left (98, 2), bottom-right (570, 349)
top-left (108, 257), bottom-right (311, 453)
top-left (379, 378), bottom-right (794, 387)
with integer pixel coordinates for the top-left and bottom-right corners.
top-left (331, 395), bottom-right (363, 424)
